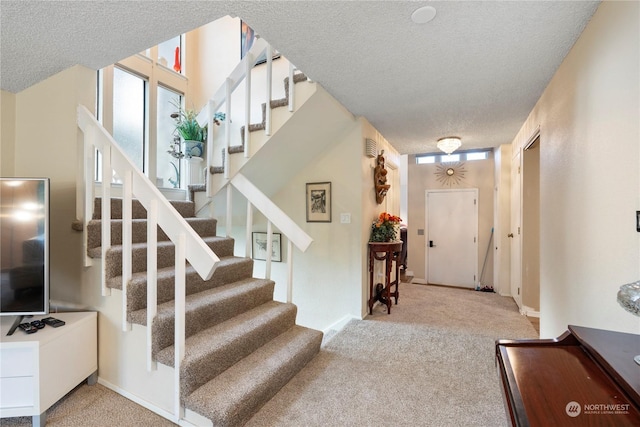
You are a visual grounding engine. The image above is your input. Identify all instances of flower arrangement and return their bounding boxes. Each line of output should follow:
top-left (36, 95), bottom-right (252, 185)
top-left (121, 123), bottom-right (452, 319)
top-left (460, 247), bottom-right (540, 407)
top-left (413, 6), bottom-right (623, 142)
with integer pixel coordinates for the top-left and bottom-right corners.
top-left (370, 212), bottom-right (402, 242)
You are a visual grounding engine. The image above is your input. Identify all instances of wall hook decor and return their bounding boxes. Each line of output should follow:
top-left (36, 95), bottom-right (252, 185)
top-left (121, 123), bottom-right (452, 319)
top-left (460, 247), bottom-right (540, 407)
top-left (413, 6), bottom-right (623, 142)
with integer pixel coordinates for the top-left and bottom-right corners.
top-left (374, 150), bottom-right (391, 204)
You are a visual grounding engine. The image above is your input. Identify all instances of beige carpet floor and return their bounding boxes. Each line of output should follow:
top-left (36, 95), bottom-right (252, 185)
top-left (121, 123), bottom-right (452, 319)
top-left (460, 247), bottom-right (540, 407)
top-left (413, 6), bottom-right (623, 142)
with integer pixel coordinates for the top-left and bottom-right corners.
top-left (1, 283), bottom-right (538, 427)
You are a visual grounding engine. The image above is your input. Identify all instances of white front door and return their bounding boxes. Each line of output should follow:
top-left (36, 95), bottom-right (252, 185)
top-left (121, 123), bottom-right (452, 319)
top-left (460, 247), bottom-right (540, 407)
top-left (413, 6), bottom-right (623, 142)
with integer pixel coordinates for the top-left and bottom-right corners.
top-left (425, 189), bottom-right (478, 288)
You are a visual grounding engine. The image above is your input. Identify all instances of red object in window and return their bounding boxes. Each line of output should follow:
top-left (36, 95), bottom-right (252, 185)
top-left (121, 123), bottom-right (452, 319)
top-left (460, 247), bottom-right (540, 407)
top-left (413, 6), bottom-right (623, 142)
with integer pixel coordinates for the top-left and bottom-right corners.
top-left (173, 47), bottom-right (181, 73)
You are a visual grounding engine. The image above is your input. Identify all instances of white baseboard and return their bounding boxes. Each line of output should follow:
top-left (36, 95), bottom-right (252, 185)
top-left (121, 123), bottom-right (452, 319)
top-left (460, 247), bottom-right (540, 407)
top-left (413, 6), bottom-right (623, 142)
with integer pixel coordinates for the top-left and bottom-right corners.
top-left (322, 314), bottom-right (360, 336)
top-left (97, 377), bottom-right (180, 424)
top-left (520, 305), bottom-right (540, 317)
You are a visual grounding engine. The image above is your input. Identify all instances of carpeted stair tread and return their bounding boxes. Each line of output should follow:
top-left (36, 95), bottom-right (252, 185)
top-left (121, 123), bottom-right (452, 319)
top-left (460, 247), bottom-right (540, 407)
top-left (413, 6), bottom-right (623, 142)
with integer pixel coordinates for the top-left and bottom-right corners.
top-left (222, 73), bottom-right (310, 162)
top-left (91, 236), bottom-right (235, 277)
top-left (135, 277), bottom-right (276, 354)
top-left (156, 301), bottom-right (298, 397)
top-left (109, 256), bottom-right (254, 314)
top-left (184, 325), bottom-right (322, 427)
top-left (86, 217), bottom-right (217, 250)
top-left (93, 197), bottom-right (195, 219)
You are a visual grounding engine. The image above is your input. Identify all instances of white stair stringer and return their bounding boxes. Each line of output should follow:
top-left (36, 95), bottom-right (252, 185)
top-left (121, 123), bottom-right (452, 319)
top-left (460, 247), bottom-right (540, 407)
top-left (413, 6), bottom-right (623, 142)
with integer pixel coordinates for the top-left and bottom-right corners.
top-left (210, 82), bottom-right (356, 199)
top-left (208, 78), bottom-right (317, 196)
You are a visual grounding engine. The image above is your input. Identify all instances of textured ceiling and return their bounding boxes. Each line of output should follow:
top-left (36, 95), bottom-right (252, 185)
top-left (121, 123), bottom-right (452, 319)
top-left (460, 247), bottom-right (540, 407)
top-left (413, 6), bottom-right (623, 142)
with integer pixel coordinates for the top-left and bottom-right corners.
top-left (0, 1), bottom-right (600, 154)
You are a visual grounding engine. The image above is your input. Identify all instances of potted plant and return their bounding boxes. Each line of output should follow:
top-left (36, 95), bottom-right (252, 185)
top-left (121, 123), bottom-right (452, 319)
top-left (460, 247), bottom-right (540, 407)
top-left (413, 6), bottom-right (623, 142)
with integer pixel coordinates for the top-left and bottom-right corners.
top-left (370, 212), bottom-right (403, 242)
top-left (170, 99), bottom-right (206, 158)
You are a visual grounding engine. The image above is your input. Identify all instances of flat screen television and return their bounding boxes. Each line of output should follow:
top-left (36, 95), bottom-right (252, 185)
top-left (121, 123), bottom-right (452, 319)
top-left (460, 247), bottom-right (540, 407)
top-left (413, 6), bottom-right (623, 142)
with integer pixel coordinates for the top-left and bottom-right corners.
top-left (0, 178), bottom-right (50, 334)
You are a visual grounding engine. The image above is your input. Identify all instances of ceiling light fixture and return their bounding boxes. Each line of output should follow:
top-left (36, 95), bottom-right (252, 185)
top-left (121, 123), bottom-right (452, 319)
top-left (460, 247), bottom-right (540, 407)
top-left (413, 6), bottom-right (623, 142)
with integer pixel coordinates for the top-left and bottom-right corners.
top-left (411, 6), bottom-right (437, 24)
top-left (437, 137), bottom-right (462, 155)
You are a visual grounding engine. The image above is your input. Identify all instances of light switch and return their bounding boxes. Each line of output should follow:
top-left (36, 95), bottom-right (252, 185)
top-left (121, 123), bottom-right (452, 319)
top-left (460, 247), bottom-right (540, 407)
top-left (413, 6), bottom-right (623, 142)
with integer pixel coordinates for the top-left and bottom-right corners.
top-left (340, 213), bottom-right (351, 224)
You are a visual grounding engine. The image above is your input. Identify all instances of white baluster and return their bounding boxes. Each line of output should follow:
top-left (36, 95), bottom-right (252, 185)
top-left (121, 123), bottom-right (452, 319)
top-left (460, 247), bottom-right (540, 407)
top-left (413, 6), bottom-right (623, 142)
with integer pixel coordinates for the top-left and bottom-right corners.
top-left (266, 45), bottom-right (273, 136)
top-left (174, 232), bottom-right (186, 422)
top-left (224, 78), bottom-right (232, 180)
top-left (146, 199), bottom-right (158, 371)
top-left (287, 240), bottom-right (293, 303)
top-left (246, 201), bottom-right (253, 259)
top-left (122, 170), bottom-right (133, 331)
top-left (226, 184), bottom-right (233, 238)
top-left (101, 143), bottom-right (111, 297)
top-left (207, 99), bottom-right (214, 198)
top-left (244, 53), bottom-right (252, 158)
top-left (265, 221), bottom-right (273, 280)
top-left (83, 127), bottom-right (95, 267)
top-left (288, 63), bottom-right (295, 112)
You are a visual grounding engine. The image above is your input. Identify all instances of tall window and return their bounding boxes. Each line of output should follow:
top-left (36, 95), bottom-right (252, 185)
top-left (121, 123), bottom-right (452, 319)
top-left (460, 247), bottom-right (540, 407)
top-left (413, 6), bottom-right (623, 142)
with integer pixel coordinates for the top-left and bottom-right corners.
top-left (99, 35), bottom-right (188, 189)
top-left (113, 68), bottom-right (146, 171)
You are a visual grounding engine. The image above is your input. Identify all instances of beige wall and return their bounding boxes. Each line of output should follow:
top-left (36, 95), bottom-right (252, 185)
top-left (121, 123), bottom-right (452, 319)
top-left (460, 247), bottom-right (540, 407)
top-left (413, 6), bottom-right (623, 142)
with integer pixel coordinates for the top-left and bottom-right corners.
top-left (187, 16), bottom-right (240, 110)
top-left (361, 118), bottom-right (401, 316)
top-left (13, 66), bottom-right (96, 307)
top-left (266, 115), bottom-right (400, 330)
top-left (511, 1), bottom-right (639, 337)
top-left (407, 153), bottom-right (495, 286)
top-left (1, 90), bottom-right (16, 176)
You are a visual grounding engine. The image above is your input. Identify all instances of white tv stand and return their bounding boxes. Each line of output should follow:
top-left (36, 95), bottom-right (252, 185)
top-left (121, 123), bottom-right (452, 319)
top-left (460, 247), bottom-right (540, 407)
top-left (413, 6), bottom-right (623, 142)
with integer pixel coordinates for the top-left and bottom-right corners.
top-left (0, 311), bottom-right (97, 427)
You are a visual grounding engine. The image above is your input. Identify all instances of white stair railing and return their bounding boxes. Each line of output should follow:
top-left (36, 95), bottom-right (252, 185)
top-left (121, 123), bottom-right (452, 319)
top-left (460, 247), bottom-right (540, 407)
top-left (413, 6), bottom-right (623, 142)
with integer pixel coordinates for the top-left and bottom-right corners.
top-left (197, 37), bottom-right (312, 203)
top-left (229, 173), bottom-right (313, 302)
top-left (76, 105), bottom-right (220, 422)
top-left (196, 38), bottom-right (270, 193)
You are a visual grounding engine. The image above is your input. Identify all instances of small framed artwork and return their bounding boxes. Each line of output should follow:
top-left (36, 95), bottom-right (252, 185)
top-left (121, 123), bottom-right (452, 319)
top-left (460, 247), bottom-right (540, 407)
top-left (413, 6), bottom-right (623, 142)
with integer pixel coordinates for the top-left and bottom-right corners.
top-left (252, 232), bottom-right (282, 262)
top-left (306, 182), bottom-right (331, 222)
top-left (241, 20), bottom-right (256, 59)
top-left (241, 20), bottom-right (281, 64)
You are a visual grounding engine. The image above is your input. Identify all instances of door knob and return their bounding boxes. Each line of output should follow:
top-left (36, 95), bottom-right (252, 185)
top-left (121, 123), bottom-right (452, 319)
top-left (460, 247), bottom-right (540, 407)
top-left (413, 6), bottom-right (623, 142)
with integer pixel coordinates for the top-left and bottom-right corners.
top-left (507, 233), bottom-right (514, 238)
top-left (429, 240), bottom-right (436, 247)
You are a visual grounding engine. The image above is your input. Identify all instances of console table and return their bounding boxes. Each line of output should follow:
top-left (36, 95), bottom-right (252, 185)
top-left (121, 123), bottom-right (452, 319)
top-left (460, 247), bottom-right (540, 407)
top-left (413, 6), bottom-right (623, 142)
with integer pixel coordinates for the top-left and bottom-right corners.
top-left (496, 325), bottom-right (640, 426)
top-left (368, 241), bottom-right (403, 314)
top-left (0, 312), bottom-right (98, 427)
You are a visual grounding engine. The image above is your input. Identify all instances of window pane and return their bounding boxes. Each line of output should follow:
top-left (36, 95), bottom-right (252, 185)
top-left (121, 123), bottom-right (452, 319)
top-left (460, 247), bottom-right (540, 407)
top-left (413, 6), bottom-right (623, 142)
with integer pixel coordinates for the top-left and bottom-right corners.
top-left (158, 87), bottom-right (182, 188)
top-left (416, 156), bottom-right (435, 164)
top-left (441, 154), bottom-right (460, 162)
top-left (113, 68), bottom-right (146, 171)
top-left (158, 36), bottom-right (181, 72)
top-left (466, 151), bottom-right (488, 161)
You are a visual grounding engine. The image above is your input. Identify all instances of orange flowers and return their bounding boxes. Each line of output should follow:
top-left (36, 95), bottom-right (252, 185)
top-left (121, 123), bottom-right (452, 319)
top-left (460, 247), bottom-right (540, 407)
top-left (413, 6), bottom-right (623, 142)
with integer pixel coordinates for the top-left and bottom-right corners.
top-left (370, 212), bottom-right (402, 242)
top-left (377, 212), bottom-right (402, 225)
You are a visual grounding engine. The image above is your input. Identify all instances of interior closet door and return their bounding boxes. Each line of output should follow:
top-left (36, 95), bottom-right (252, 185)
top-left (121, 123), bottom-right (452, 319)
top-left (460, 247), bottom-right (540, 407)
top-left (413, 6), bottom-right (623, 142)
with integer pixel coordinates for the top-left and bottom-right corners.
top-left (510, 151), bottom-right (522, 308)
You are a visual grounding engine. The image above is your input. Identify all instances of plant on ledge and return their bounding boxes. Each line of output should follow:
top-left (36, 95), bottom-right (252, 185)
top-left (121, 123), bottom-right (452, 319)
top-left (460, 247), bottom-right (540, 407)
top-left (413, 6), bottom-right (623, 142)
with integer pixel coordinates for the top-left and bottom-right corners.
top-left (370, 212), bottom-right (402, 242)
top-left (170, 99), bottom-right (205, 142)
top-left (169, 99), bottom-right (225, 158)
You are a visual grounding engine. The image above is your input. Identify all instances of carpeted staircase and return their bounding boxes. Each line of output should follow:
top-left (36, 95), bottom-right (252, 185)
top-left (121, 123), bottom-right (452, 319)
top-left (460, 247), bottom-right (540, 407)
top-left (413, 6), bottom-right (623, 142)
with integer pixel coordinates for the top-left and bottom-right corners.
top-left (86, 197), bottom-right (322, 426)
top-left (210, 73), bottom-right (309, 175)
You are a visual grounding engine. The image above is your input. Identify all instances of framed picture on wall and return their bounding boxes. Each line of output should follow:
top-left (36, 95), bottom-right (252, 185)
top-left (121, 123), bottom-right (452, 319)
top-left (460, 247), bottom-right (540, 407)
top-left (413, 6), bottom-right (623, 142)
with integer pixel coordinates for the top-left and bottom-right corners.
top-left (240, 20), bottom-right (256, 59)
top-left (252, 232), bottom-right (282, 262)
top-left (306, 182), bottom-right (331, 222)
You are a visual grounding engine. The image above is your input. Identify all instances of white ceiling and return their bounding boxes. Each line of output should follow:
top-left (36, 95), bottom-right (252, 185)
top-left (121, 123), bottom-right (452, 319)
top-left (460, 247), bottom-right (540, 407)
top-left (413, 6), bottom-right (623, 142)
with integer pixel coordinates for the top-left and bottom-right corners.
top-left (0, 1), bottom-right (600, 154)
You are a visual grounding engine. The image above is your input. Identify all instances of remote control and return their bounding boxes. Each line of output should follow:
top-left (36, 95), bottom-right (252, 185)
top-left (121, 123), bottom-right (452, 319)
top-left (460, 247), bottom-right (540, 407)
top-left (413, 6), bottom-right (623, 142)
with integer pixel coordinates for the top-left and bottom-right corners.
top-left (41, 317), bottom-right (65, 328)
top-left (18, 322), bottom-right (38, 334)
top-left (30, 320), bottom-right (45, 329)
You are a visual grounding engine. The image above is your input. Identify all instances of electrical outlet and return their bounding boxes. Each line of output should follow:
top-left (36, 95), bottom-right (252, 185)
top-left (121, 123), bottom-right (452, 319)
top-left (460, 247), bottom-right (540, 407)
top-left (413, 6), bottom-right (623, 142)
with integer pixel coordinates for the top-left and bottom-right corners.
top-left (340, 213), bottom-right (351, 224)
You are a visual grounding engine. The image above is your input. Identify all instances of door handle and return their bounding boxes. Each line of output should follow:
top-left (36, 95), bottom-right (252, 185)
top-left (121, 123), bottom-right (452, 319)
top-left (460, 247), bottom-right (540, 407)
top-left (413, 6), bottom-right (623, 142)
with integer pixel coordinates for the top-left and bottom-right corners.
top-left (507, 233), bottom-right (514, 238)
top-left (429, 240), bottom-right (436, 247)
